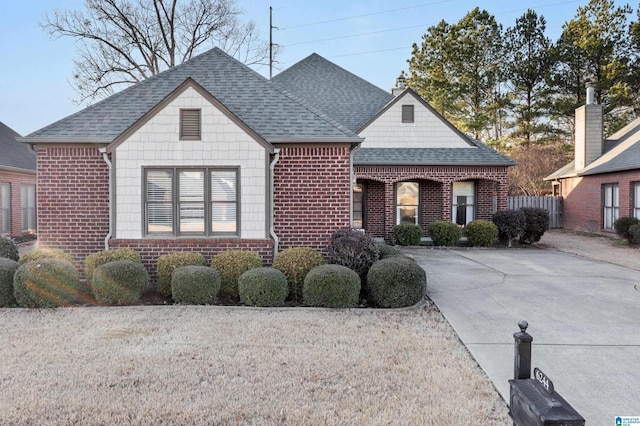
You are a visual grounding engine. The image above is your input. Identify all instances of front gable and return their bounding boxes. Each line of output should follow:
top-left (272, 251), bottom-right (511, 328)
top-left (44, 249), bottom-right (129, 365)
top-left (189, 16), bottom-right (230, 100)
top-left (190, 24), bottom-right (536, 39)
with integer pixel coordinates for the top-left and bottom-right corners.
top-left (358, 90), bottom-right (474, 149)
top-left (113, 81), bottom-right (270, 240)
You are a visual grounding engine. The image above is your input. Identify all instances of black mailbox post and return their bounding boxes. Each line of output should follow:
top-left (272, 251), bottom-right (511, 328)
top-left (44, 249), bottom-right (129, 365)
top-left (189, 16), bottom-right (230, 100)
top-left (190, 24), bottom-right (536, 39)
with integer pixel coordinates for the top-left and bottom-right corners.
top-left (508, 321), bottom-right (585, 426)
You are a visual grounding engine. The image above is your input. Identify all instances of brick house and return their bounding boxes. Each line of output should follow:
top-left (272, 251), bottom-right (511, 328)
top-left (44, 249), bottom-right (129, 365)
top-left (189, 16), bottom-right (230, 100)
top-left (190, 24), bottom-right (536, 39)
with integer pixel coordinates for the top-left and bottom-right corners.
top-left (20, 48), bottom-right (513, 273)
top-left (546, 84), bottom-right (640, 232)
top-left (0, 122), bottom-right (37, 237)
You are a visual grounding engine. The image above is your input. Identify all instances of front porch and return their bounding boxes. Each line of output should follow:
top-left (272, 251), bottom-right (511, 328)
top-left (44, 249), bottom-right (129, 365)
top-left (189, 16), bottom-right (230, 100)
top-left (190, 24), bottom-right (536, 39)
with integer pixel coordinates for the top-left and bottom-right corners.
top-left (354, 165), bottom-right (508, 242)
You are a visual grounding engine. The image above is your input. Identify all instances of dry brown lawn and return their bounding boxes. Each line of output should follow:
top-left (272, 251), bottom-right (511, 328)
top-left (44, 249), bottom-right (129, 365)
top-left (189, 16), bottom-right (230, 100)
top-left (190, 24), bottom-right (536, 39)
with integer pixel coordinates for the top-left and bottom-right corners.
top-left (0, 301), bottom-right (509, 425)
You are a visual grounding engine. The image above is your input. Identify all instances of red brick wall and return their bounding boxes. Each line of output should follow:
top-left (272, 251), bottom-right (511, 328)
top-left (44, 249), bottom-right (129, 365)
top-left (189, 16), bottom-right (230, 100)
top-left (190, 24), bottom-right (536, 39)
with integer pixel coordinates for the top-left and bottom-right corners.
top-left (0, 170), bottom-right (36, 237)
top-left (36, 146), bottom-right (110, 268)
top-left (273, 145), bottom-right (351, 253)
top-left (363, 180), bottom-right (385, 237)
top-left (560, 170), bottom-right (640, 232)
top-left (355, 165), bottom-right (509, 240)
top-left (110, 238), bottom-right (274, 283)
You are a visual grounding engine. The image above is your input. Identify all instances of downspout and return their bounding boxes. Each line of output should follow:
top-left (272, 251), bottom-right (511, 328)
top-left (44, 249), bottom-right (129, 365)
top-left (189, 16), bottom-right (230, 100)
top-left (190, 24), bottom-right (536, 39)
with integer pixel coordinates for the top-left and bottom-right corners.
top-left (98, 147), bottom-right (112, 250)
top-left (269, 148), bottom-right (281, 258)
top-left (349, 145), bottom-right (361, 227)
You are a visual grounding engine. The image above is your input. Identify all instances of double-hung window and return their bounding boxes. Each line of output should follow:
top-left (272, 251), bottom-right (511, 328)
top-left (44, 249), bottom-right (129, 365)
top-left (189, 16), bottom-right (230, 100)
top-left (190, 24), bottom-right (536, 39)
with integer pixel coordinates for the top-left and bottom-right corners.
top-left (144, 167), bottom-right (238, 237)
top-left (634, 183), bottom-right (640, 220)
top-left (396, 182), bottom-right (419, 225)
top-left (603, 183), bottom-right (619, 230)
top-left (452, 181), bottom-right (475, 226)
top-left (1, 183), bottom-right (10, 235)
top-left (21, 184), bottom-right (36, 232)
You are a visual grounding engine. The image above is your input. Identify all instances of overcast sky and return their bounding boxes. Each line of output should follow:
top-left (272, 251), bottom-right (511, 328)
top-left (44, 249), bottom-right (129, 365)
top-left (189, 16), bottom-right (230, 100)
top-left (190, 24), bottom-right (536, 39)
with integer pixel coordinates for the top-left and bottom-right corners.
top-left (0, 0), bottom-right (592, 136)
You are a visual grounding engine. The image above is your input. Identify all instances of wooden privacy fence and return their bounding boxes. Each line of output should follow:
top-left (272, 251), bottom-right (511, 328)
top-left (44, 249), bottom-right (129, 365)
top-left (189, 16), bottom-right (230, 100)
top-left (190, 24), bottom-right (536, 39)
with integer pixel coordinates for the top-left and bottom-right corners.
top-left (507, 196), bottom-right (563, 228)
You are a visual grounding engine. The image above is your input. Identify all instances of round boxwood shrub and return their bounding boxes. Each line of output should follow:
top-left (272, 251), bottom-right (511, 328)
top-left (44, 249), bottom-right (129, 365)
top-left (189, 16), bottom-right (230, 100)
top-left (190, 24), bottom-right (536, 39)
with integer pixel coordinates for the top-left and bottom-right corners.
top-left (428, 221), bottom-right (462, 246)
top-left (272, 247), bottom-right (324, 303)
top-left (327, 228), bottom-right (379, 283)
top-left (157, 251), bottom-right (206, 297)
top-left (367, 257), bottom-right (426, 308)
top-left (614, 216), bottom-right (640, 243)
top-left (92, 261), bottom-right (149, 305)
top-left (238, 267), bottom-right (289, 307)
top-left (13, 258), bottom-right (83, 308)
top-left (85, 248), bottom-right (142, 284)
top-left (19, 248), bottom-right (73, 265)
top-left (465, 219), bottom-right (498, 247)
top-left (0, 258), bottom-right (19, 307)
top-left (492, 210), bottom-right (526, 247)
top-left (393, 223), bottom-right (423, 246)
top-left (303, 264), bottom-right (360, 308)
top-left (211, 250), bottom-right (263, 298)
top-left (377, 243), bottom-right (402, 259)
top-left (629, 224), bottom-right (640, 244)
top-left (0, 237), bottom-right (19, 261)
top-left (519, 207), bottom-right (550, 244)
top-left (171, 266), bottom-right (220, 305)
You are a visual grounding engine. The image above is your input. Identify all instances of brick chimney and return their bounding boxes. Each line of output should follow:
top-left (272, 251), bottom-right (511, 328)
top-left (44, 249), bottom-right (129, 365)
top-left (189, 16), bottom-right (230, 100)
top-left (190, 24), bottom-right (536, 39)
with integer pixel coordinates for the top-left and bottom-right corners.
top-left (574, 82), bottom-right (603, 170)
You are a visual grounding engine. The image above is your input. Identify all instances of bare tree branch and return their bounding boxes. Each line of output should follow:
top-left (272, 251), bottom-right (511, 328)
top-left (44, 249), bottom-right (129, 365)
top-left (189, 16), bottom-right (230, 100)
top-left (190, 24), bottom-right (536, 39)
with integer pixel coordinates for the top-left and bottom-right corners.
top-left (41, 0), bottom-right (271, 104)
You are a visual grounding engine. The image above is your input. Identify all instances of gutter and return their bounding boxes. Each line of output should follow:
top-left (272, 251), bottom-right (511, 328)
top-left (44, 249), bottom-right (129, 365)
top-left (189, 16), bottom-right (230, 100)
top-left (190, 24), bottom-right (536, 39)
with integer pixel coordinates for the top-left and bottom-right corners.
top-left (98, 147), bottom-right (113, 250)
top-left (269, 148), bottom-right (281, 258)
top-left (350, 145), bottom-right (361, 226)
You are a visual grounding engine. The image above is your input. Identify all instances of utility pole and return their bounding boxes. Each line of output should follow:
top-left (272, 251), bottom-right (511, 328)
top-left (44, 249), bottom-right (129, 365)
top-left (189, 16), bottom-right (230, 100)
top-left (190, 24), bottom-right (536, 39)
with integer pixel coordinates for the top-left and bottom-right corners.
top-left (269, 6), bottom-right (277, 79)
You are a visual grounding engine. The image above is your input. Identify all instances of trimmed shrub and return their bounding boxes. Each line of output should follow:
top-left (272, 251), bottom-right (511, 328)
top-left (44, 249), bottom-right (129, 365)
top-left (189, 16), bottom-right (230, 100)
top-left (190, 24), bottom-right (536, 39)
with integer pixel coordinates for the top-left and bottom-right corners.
top-left (303, 264), bottom-right (360, 308)
top-left (0, 237), bottom-right (19, 261)
top-left (465, 220), bottom-right (498, 247)
top-left (19, 248), bottom-right (73, 265)
top-left (157, 251), bottom-right (205, 297)
top-left (629, 224), bottom-right (640, 244)
top-left (13, 259), bottom-right (84, 308)
top-left (238, 267), bottom-right (289, 307)
top-left (492, 210), bottom-right (526, 247)
top-left (0, 258), bottom-right (19, 307)
top-left (519, 207), bottom-right (550, 244)
top-left (211, 250), bottom-right (263, 298)
top-left (367, 257), bottom-right (426, 308)
top-left (428, 221), bottom-right (462, 246)
top-left (171, 266), bottom-right (220, 305)
top-left (85, 248), bottom-right (142, 284)
top-left (92, 261), bottom-right (149, 305)
top-left (393, 224), bottom-right (423, 246)
top-left (377, 243), bottom-right (402, 259)
top-left (327, 228), bottom-right (379, 283)
top-left (614, 216), bottom-right (640, 243)
top-left (272, 247), bottom-right (324, 303)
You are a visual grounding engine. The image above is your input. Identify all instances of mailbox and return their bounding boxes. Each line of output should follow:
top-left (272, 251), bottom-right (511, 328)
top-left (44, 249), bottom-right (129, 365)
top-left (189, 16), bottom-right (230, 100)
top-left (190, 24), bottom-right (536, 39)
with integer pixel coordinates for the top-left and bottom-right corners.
top-left (509, 321), bottom-right (585, 426)
top-left (509, 368), bottom-right (584, 425)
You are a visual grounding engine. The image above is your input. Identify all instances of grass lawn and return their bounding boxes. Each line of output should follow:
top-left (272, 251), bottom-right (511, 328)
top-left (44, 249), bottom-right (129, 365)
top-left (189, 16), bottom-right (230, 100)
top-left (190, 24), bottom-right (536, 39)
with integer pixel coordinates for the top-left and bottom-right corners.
top-left (0, 301), bottom-right (509, 425)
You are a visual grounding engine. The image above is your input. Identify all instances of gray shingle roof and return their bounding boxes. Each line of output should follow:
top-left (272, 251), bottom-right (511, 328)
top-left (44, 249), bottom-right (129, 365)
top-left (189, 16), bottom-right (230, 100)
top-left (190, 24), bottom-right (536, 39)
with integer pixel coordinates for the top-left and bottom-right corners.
top-left (272, 54), bottom-right (394, 132)
top-left (546, 116), bottom-right (640, 179)
top-left (355, 139), bottom-right (516, 167)
top-left (0, 122), bottom-right (35, 171)
top-left (23, 48), bottom-right (356, 142)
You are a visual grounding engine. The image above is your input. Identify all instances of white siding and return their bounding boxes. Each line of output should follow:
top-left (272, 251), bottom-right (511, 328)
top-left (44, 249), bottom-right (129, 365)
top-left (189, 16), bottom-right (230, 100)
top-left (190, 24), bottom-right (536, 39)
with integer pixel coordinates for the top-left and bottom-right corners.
top-left (115, 86), bottom-right (267, 239)
top-left (359, 93), bottom-right (473, 149)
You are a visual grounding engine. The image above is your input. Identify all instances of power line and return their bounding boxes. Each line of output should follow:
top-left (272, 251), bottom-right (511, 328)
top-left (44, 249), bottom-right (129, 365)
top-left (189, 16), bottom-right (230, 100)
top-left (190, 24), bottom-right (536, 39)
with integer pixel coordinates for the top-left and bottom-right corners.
top-left (280, 0), bottom-right (451, 30)
top-left (287, 23), bottom-right (428, 47)
top-left (329, 46), bottom-right (413, 59)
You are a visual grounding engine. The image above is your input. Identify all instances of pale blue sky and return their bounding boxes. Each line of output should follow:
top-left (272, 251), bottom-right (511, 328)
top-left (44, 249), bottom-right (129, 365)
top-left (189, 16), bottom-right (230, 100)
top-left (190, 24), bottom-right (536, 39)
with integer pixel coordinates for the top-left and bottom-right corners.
top-left (1, 0), bottom-right (592, 136)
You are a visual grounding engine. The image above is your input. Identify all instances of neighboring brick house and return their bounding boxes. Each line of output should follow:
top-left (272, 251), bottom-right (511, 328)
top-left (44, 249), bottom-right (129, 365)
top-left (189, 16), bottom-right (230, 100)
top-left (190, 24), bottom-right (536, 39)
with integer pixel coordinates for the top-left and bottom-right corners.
top-left (0, 122), bottom-right (36, 237)
top-left (546, 85), bottom-right (640, 233)
top-left (20, 48), bottom-right (513, 274)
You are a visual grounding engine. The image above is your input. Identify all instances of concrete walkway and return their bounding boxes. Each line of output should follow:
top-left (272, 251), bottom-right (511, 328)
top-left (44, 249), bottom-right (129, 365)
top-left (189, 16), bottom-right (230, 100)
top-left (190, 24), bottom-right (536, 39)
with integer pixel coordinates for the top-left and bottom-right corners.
top-left (403, 247), bottom-right (640, 425)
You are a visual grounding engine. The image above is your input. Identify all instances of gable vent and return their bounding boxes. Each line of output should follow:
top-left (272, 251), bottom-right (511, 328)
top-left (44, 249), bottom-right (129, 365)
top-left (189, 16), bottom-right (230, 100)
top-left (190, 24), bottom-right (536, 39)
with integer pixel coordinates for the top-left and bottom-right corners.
top-left (402, 105), bottom-right (414, 123)
top-left (180, 109), bottom-right (201, 140)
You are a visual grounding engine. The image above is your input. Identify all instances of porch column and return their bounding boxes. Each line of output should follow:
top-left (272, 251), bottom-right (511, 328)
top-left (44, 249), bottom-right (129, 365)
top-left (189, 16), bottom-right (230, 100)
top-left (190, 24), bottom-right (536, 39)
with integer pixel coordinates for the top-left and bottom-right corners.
top-left (497, 180), bottom-right (508, 211)
top-left (441, 180), bottom-right (452, 221)
top-left (384, 181), bottom-right (395, 242)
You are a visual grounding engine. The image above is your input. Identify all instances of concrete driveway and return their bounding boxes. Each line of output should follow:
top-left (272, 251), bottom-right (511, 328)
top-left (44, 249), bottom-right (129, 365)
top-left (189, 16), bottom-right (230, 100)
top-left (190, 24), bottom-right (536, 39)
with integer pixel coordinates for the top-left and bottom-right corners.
top-left (403, 247), bottom-right (640, 425)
